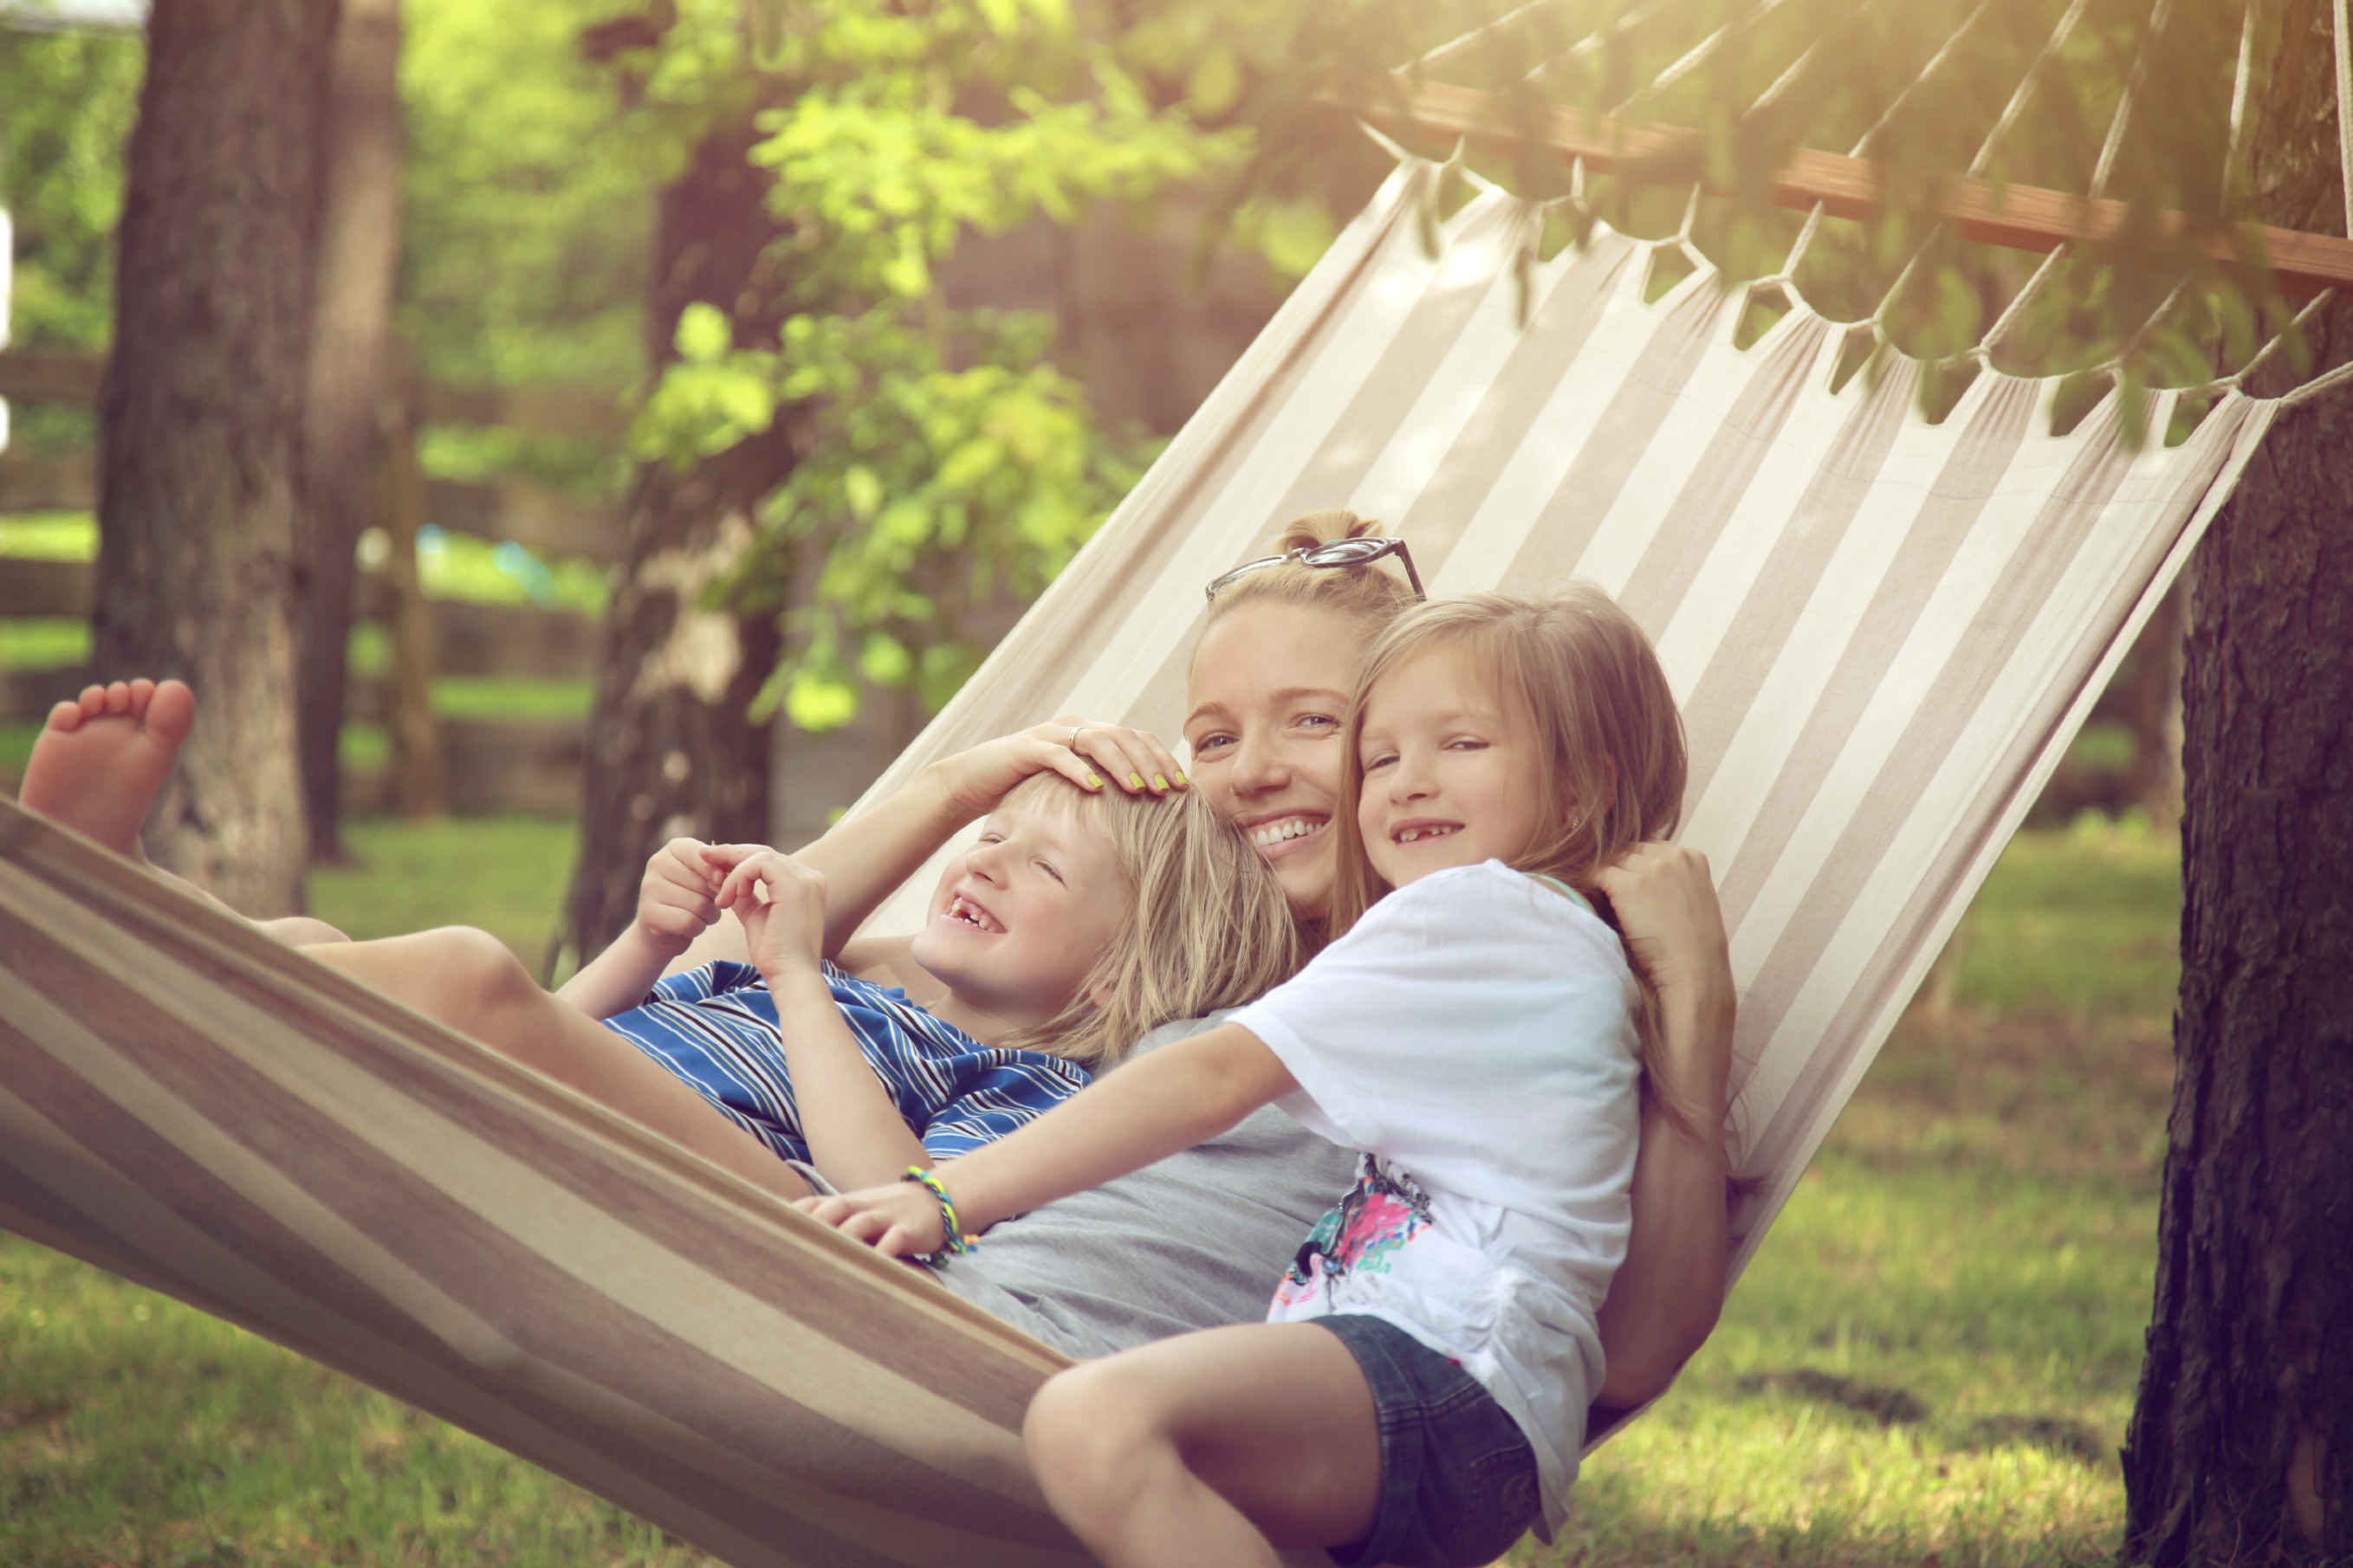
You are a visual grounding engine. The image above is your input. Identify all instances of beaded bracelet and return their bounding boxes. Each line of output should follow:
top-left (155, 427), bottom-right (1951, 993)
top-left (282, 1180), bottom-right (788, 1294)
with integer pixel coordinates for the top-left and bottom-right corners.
top-left (901, 1166), bottom-right (976, 1257)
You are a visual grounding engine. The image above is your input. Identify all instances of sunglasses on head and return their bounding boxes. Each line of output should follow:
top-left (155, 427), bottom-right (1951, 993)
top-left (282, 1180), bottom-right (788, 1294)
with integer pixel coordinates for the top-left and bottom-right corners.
top-left (1202, 536), bottom-right (1426, 601)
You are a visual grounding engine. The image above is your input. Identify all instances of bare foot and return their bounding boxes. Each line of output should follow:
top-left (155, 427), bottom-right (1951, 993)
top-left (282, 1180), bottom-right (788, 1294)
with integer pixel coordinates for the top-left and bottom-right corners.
top-left (21, 678), bottom-right (196, 860)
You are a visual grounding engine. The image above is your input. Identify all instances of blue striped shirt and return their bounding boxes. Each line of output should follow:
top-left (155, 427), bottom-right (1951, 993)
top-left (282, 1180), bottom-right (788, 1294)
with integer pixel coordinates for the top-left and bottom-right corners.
top-left (600, 960), bottom-right (1091, 1168)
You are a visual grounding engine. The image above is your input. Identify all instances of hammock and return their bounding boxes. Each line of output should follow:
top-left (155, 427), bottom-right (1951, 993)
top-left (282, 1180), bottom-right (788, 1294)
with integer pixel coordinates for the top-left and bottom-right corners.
top-left (0, 153), bottom-right (2289, 1565)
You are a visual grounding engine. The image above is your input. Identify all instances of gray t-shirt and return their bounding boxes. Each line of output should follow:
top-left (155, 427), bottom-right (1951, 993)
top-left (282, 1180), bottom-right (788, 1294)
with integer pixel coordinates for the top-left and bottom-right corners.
top-left (933, 1014), bottom-right (1358, 1359)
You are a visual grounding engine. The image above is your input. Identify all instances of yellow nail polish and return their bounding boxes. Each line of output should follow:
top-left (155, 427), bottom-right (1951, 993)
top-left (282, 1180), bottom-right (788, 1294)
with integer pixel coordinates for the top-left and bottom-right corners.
top-left (1129, 773), bottom-right (1145, 790)
top-left (1173, 771), bottom-right (1188, 787)
top-left (1153, 774), bottom-right (1170, 791)
top-left (1086, 774), bottom-right (1104, 789)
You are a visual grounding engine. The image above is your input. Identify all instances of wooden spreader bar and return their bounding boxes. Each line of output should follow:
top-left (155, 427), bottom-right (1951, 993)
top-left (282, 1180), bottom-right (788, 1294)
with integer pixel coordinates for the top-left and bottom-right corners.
top-left (1341, 76), bottom-right (2353, 296)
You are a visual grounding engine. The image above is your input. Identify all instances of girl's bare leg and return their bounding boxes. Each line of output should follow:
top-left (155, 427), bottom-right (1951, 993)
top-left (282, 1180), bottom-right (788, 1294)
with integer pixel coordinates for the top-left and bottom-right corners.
top-left (1023, 1322), bottom-right (1382, 1568)
top-left (301, 926), bottom-right (809, 1202)
top-left (18, 678), bottom-right (352, 945)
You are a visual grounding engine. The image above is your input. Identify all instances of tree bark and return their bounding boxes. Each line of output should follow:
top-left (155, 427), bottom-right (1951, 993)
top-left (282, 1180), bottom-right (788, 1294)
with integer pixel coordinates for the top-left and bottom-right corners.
top-left (298, 0), bottom-right (405, 861)
top-left (92, 0), bottom-right (336, 917)
top-left (2121, 3), bottom-right (2353, 1558)
top-left (563, 114), bottom-right (794, 962)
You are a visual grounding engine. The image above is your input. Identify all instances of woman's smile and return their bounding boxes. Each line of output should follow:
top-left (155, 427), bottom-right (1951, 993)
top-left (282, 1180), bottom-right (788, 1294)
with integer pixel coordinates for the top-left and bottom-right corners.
top-left (1242, 813), bottom-right (1330, 857)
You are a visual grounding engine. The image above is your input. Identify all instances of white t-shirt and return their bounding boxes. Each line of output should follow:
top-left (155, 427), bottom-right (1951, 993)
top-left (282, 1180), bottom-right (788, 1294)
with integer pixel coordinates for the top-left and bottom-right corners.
top-left (1228, 859), bottom-right (1642, 1540)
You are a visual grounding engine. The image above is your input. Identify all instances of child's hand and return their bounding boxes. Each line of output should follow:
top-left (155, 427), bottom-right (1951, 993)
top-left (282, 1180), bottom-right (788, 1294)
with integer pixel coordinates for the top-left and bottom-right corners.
top-left (635, 837), bottom-right (724, 959)
top-left (704, 845), bottom-right (827, 980)
top-left (796, 1179), bottom-right (949, 1259)
top-left (936, 716), bottom-right (1188, 818)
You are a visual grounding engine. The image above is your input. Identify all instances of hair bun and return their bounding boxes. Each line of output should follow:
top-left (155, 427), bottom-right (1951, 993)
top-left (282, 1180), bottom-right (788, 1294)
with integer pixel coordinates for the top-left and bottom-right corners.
top-left (1276, 509), bottom-right (1384, 555)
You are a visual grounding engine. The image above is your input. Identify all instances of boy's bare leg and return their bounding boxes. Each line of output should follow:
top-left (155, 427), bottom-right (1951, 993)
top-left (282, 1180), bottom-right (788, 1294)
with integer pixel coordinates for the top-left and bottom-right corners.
top-left (18, 678), bottom-right (349, 946)
top-left (303, 927), bottom-right (812, 1202)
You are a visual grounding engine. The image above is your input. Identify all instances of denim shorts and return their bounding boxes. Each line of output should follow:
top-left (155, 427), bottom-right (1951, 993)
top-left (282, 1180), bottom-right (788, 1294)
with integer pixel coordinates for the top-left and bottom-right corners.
top-left (1314, 1314), bottom-right (1540, 1568)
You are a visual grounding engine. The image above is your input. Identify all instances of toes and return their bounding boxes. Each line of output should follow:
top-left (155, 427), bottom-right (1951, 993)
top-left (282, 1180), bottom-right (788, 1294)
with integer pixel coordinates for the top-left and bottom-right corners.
top-left (126, 677), bottom-right (156, 718)
top-left (101, 681), bottom-right (133, 716)
top-left (146, 680), bottom-right (196, 745)
top-left (44, 698), bottom-right (88, 734)
top-left (75, 684), bottom-right (108, 718)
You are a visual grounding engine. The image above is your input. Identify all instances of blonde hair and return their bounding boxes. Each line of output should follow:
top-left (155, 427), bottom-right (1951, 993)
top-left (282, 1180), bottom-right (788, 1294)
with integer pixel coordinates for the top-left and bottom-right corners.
top-left (1327, 588), bottom-right (1697, 1123)
top-left (994, 773), bottom-right (1304, 1070)
top-left (1199, 510), bottom-right (1422, 651)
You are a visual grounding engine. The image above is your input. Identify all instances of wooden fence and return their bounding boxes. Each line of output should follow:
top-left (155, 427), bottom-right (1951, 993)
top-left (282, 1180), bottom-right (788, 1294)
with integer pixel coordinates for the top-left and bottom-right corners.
top-left (0, 350), bottom-right (619, 816)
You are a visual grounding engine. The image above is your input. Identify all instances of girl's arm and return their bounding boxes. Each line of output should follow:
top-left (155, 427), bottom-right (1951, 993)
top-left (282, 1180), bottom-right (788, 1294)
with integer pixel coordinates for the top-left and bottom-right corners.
top-left (1589, 842), bottom-right (1737, 1408)
top-left (801, 1023), bottom-right (1295, 1256)
top-left (558, 838), bottom-right (725, 1020)
top-left (711, 846), bottom-right (930, 1191)
top-left (672, 717), bottom-right (1187, 974)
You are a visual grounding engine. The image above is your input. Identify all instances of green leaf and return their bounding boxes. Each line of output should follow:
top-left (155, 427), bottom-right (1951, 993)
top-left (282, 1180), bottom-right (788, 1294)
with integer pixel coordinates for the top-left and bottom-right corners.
top-left (843, 464), bottom-right (885, 521)
top-left (785, 669), bottom-right (862, 733)
top-left (859, 632), bottom-right (915, 686)
top-left (675, 301), bottom-right (734, 364)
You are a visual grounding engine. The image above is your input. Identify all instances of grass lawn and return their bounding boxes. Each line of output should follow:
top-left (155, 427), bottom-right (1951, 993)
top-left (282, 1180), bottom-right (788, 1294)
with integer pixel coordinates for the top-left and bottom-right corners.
top-left (0, 818), bottom-right (2181, 1566)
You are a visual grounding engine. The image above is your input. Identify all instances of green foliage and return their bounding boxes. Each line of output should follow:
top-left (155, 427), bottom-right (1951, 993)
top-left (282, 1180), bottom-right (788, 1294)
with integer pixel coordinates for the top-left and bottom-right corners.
top-left (753, 309), bottom-right (1144, 724)
top-left (0, 26), bottom-right (143, 352)
top-left (626, 0), bottom-right (1231, 732)
top-left (399, 0), bottom-right (651, 387)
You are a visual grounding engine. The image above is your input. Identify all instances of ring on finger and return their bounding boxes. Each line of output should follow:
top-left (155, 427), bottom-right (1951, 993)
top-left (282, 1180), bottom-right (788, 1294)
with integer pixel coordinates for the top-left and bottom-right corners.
top-left (1069, 725), bottom-right (1085, 750)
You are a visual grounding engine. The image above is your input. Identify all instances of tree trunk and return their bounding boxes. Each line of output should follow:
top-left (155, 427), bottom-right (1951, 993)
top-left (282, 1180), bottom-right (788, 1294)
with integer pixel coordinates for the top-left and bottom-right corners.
top-left (298, 0), bottom-right (405, 861)
top-left (92, 0), bottom-right (336, 917)
top-left (563, 115), bottom-right (794, 962)
top-left (2120, 3), bottom-right (2353, 1558)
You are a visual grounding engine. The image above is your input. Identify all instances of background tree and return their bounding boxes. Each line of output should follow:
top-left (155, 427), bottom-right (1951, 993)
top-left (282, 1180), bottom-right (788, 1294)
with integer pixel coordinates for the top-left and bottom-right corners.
top-left (563, 0), bottom-right (1228, 956)
top-left (90, 0), bottom-right (337, 916)
top-left (2120, 2), bottom-right (2351, 1558)
top-left (297, 0), bottom-right (406, 862)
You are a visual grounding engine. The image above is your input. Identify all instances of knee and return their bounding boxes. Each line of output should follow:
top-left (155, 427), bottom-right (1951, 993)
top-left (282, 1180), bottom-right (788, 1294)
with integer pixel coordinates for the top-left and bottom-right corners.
top-left (1025, 1358), bottom-right (1171, 1531)
top-left (414, 926), bottom-right (538, 1023)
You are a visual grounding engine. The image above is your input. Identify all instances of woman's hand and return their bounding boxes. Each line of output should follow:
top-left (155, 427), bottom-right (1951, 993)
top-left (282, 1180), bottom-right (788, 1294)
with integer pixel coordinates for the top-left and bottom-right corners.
top-left (634, 837), bottom-right (726, 961)
top-left (1592, 844), bottom-right (1734, 1038)
top-left (705, 845), bottom-right (827, 981)
top-left (798, 1180), bottom-right (949, 1259)
top-left (932, 716), bottom-right (1189, 820)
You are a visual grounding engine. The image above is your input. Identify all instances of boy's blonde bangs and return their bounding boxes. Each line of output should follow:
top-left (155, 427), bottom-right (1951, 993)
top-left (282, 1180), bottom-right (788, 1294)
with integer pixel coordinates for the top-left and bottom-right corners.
top-left (995, 774), bottom-right (1303, 1070)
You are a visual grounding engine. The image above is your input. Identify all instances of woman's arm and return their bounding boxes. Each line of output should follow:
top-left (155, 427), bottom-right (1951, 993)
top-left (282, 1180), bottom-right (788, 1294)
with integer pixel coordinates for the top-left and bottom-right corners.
top-left (699, 717), bottom-right (1188, 971)
top-left (801, 1022), bottom-right (1293, 1256)
top-left (1589, 842), bottom-right (1737, 1408)
top-left (662, 719), bottom-right (1181, 976)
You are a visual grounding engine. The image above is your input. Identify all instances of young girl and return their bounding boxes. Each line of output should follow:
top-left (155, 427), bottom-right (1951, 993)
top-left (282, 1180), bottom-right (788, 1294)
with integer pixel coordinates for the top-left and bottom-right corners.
top-left (807, 586), bottom-right (1692, 1568)
top-left (17, 678), bottom-right (1299, 1202)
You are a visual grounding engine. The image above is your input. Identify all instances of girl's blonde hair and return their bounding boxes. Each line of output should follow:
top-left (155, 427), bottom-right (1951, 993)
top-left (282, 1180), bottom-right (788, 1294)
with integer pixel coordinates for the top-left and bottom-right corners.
top-left (1327, 588), bottom-right (1697, 1123)
top-left (1198, 509), bottom-right (1421, 652)
top-left (995, 773), bottom-right (1304, 1070)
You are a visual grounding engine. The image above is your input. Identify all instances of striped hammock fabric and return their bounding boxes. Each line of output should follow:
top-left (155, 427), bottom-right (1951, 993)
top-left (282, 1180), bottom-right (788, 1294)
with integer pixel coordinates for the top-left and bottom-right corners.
top-left (0, 156), bottom-right (2271, 1567)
